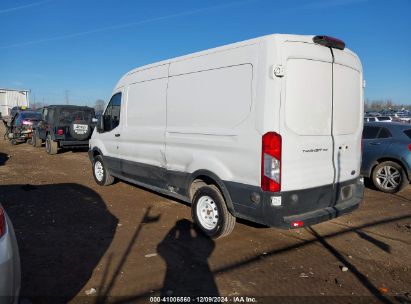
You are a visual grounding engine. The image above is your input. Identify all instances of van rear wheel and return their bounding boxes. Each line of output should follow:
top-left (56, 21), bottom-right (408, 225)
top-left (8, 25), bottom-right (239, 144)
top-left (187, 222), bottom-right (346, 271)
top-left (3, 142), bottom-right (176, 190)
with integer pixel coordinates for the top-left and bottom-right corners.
top-left (192, 185), bottom-right (235, 239)
top-left (93, 155), bottom-right (114, 186)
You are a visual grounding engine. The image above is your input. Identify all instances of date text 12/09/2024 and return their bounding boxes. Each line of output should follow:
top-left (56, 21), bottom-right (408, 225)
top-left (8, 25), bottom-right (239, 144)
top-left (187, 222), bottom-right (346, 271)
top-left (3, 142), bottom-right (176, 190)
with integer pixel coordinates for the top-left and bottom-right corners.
top-left (149, 296), bottom-right (258, 303)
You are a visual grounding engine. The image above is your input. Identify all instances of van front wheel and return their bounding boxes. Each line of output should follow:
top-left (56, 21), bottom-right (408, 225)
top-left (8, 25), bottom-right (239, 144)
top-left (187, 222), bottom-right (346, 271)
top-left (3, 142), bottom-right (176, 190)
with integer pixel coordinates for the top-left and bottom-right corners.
top-left (93, 155), bottom-right (114, 186)
top-left (192, 185), bottom-right (235, 239)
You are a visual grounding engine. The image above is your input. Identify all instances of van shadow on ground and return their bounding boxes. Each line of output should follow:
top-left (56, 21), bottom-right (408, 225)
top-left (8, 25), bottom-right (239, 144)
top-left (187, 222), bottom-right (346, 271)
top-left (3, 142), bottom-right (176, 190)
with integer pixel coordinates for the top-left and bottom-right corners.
top-left (157, 219), bottom-right (218, 297)
top-left (95, 217), bottom-right (218, 303)
top-left (0, 183), bottom-right (118, 303)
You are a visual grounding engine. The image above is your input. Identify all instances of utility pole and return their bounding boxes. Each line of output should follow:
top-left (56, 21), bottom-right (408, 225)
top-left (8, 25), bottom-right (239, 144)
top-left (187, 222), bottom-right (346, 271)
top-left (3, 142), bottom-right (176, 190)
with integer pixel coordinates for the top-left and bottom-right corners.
top-left (65, 90), bottom-right (70, 105)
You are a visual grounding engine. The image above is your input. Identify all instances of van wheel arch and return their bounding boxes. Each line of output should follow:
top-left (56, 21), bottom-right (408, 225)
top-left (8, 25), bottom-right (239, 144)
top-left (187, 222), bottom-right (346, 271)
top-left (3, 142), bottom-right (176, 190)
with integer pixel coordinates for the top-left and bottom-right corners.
top-left (91, 147), bottom-right (103, 159)
top-left (188, 170), bottom-right (235, 215)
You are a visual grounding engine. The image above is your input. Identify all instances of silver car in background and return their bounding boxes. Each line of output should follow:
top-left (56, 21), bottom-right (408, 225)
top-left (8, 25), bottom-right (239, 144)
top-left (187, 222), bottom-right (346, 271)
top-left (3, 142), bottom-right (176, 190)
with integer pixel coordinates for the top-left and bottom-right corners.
top-left (0, 204), bottom-right (20, 304)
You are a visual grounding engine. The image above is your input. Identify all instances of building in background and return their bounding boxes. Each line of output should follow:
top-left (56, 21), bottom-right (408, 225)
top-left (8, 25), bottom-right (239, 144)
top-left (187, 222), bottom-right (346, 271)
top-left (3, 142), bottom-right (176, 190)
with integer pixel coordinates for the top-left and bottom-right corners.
top-left (0, 88), bottom-right (30, 117)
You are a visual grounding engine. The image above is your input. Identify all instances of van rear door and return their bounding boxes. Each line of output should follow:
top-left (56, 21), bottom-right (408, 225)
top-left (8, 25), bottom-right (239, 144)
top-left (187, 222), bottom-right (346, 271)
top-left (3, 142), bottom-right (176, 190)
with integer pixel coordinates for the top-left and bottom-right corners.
top-left (280, 41), bottom-right (335, 191)
top-left (280, 39), bottom-right (363, 194)
top-left (332, 50), bottom-right (363, 184)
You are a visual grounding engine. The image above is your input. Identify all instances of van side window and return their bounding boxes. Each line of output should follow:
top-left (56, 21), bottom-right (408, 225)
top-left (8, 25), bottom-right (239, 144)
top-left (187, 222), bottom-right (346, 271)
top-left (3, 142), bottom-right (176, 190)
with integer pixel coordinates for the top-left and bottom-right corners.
top-left (104, 93), bottom-right (122, 132)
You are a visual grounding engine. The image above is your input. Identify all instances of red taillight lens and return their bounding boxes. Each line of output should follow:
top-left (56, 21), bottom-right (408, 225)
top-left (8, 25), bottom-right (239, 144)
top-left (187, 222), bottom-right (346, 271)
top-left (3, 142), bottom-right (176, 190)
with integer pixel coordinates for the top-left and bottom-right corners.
top-left (291, 220), bottom-right (304, 228)
top-left (57, 129), bottom-right (64, 135)
top-left (0, 207), bottom-right (6, 237)
top-left (408, 144), bottom-right (411, 151)
top-left (261, 132), bottom-right (282, 192)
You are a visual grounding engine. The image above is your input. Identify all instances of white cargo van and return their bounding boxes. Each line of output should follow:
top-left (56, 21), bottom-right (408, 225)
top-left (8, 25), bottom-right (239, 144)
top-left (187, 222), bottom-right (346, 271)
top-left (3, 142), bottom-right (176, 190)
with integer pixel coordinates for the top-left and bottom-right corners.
top-left (89, 34), bottom-right (364, 238)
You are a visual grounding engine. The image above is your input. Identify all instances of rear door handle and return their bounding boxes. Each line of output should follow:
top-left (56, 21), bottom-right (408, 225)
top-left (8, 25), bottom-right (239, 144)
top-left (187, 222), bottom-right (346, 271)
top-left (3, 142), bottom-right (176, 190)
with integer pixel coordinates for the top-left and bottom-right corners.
top-left (369, 142), bottom-right (381, 145)
top-left (115, 133), bottom-right (120, 137)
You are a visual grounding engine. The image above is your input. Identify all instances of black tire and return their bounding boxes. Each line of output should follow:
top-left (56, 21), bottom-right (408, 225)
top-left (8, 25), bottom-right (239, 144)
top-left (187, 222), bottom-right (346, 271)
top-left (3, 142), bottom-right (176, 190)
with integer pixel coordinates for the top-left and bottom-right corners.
top-left (371, 161), bottom-right (409, 193)
top-left (10, 139), bottom-right (17, 145)
top-left (191, 185), bottom-right (235, 239)
top-left (69, 120), bottom-right (92, 140)
top-left (32, 131), bottom-right (43, 148)
top-left (92, 155), bottom-right (114, 186)
top-left (45, 134), bottom-right (58, 155)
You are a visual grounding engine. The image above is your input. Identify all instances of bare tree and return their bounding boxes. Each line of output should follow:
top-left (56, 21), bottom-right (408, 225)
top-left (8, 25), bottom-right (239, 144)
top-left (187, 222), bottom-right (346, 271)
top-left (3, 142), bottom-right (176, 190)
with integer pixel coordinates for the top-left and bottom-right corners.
top-left (366, 99), bottom-right (410, 112)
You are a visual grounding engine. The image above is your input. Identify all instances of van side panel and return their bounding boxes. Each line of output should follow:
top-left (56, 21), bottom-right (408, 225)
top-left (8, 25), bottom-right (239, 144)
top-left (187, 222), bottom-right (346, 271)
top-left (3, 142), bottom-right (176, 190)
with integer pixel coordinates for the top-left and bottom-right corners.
top-left (166, 45), bottom-right (261, 187)
top-left (167, 64), bottom-right (252, 130)
top-left (119, 66), bottom-right (168, 187)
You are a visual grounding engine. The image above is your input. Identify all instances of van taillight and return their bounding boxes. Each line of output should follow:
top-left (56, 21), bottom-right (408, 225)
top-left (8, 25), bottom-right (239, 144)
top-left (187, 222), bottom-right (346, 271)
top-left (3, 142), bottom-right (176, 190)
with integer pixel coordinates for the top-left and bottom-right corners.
top-left (0, 207), bottom-right (5, 237)
top-left (291, 221), bottom-right (304, 228)
top-left (408, 144), bottom-right (411, 152)
top-left (57, 129), bottom-right (64, 135)
top-left (262, 132), bottom-right (281, 192)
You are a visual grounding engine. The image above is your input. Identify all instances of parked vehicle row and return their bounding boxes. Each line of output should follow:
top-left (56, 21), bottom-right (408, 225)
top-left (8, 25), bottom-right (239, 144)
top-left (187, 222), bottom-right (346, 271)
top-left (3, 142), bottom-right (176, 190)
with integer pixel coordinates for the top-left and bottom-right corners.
top-left (364, 110), bottom-right (411, 123)
top-left (364, 116), bottom-right (392, 122)
top-left (3, 111), bottom-right (42, 145)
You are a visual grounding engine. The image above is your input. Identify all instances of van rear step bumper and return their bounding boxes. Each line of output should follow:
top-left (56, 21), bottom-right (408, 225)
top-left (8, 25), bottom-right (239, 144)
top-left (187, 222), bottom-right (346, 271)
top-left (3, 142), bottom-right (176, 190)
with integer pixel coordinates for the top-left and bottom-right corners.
top-left (283, 197), bottom-right (360, 228)
top-left (225, 177), bottom-right (364, 229)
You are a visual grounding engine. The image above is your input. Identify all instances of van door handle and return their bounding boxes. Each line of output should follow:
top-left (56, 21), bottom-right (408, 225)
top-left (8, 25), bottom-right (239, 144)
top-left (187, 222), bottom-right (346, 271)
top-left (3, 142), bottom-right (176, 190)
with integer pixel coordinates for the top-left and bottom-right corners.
top-left (115, 133), bottom-right (120, 137)
top-left (369, 142), bottom-right (381, 145)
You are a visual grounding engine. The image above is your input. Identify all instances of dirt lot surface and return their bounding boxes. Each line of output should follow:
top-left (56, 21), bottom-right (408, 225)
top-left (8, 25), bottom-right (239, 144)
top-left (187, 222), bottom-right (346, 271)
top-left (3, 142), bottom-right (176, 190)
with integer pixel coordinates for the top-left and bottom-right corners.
top-left (0, 127), bottom-right (410, 304)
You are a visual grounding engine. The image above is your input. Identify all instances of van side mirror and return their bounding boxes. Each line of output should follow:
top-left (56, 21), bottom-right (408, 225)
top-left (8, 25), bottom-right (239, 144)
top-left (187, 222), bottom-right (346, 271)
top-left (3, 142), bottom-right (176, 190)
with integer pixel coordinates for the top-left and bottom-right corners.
top-left (96, 117), bottom-right (104, 133)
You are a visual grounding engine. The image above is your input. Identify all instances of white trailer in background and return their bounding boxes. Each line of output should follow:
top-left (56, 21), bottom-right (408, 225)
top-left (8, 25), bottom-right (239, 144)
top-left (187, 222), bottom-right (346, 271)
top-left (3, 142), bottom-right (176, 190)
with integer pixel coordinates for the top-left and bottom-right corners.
top-left (0, 88), bottom-right (30, 117)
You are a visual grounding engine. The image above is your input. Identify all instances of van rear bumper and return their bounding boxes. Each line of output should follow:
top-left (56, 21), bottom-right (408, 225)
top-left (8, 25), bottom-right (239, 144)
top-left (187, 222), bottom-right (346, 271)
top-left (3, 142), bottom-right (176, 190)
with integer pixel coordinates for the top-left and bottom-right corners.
top-left (224, 177), bottom-right (364, 229)
top-left (282, 196), bottom-right (360, 228)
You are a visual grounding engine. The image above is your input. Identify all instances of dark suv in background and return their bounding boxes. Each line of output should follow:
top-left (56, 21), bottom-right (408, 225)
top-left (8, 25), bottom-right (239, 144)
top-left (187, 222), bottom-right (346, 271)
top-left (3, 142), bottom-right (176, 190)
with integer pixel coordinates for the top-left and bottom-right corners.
top-left (32, 105), bottom-right (96, 154)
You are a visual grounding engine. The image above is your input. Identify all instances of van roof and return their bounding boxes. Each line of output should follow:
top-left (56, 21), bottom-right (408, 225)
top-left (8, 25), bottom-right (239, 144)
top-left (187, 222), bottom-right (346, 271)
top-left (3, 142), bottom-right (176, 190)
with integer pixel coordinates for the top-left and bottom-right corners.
top-left (115, 33), bottom-right (359, 89)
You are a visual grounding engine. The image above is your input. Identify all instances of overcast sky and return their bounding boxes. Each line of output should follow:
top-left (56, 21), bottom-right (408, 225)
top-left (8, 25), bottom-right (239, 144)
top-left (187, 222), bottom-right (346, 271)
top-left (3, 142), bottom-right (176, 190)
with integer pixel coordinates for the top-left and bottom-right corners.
top-left (0, 0), bottom-right (410, 105)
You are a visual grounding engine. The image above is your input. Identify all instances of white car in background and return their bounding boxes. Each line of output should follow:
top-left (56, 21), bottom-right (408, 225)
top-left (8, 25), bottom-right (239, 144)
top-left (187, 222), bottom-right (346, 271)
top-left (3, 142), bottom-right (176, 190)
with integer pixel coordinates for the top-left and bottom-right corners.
top-left (392, 113), bottom-right (411, 123)
top-left (364, 116), bottom-right (393, 122)
top-left (0, 204), bottom-right (20, 304)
